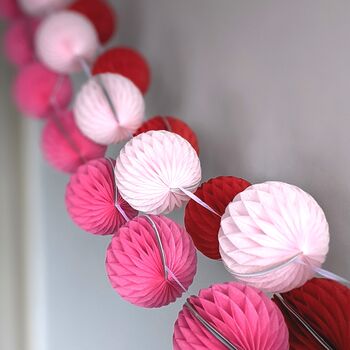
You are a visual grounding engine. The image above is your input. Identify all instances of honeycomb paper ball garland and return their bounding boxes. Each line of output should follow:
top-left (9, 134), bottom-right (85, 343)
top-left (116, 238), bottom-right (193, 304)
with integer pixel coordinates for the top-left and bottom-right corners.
top-left (184, 176), bottom-right (251, 259)
top-left (273, 278), bottom-right (350, 349)
top-left (66, 158), bottom-right (138, 235)
top-left (18, 0), bottom-right (73, 16)
top-left (115, 130), bottom-right (202, 214)
top-left (105, 215), bottom-right (197, 308)
top-left (173, 282), bottom-right (289, 350)
top-left (219, 181), bottom-right (330, 293)
top-left (74, 73), bottom-right (145, 145)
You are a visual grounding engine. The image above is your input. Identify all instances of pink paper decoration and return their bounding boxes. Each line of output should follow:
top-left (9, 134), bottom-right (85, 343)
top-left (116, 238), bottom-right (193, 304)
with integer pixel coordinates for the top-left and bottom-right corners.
top-left (115, 130), bottom-right (202, 214)
top-left (106, 215), bottom-right (197, 308)
top-left (0, 0), bottom-right (22, 20)
top-left (18, 0), bottom-right (73, 16)
top-left (74, 73), bottom-right (145, 145)
top-left (35, 10), bottom-right (98, 73)
top-left (3, 17), bottom-right (39, 67)
top-left (41, 110), bottom-right (107, 173)
top-left (173, 282), bottom-right (289, 350)
top-left (12, 61), bottom-right (72, 119)
top-left (65, 158), bottom-right (138, 235)
top-left (219, 181), bottom-right (330, 293)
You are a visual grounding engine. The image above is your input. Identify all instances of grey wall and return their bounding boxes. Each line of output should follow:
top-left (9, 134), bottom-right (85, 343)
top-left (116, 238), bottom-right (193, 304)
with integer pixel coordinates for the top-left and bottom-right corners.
top-left (2, 1), bottom-right (350, 349)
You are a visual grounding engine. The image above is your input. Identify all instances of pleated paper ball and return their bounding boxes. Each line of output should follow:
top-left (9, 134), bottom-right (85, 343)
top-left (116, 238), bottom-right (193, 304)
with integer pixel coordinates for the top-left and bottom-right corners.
top-left (35, 10), bottom-right (99, 73)
top-left (134, 116), bottom-right (199, 154)
top-left (74, 73), bottom-right (145, 145)
top-left (13, 61), bottom-right (73, 119)
top-left (92, 47), bottom-right (150, 94)
top-left (273, 278), bottom-right (350, 349)
top-left (0, 0), bottom-right (22, 20)
top-left (65, 158), bottom-right (138, 235)
top-left (18, 0), bottom-right (72, 16)
top-left (185, 176), bottom-right (251, 260)
top-left (106, 215), bottom-right (197, 308)
top-left (69, 0), bottom-right (116, 44)
top-left (115, 130), bottom-right (202, 214)
top-left (219, 181), bottom-right (330, 293)
top-left (41, 110), bottom-right (107, 173)
top-left (3, 17), bottom-right (39, 67)
top-left (173, 282), bottom-right (289, 350)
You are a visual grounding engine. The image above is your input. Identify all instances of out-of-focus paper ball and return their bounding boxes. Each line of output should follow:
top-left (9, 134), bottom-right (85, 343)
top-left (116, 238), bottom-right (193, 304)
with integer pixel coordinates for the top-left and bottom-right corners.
top-left (18, 0), bottom-right (72, 16)
top-left (35, 10), bottom-right (98, 73)
top-left (219, 181), bottom-right (330, 293)
top-left (173, 282), bottom-right (289, 350)
top-left (134, 116), bottom-right (199, 154)
top-left (185, 176), bottom-right (251, 260)
top-left (74, 73), bottom-right (144, 145)
top-left (13, 61), bottom-right (72, 119)
top-left (93, 47), bottom-right (150, 94)
top-left (69, 0), bottom-right (116, 44)
top-left (273, 278), bottom-right (350, 349)
top-left (0, 0), bottom-right (22, 20)
top-left (106, 215), bottom-right (197, 308)
top-left (3, 17), bottom-right (39, 66)
top-left (41, 110), bottom-right (107, 173)
top-left (65, 158), bottom-right (138, 235)
top-left (115, 130), bottom-right (202, 214)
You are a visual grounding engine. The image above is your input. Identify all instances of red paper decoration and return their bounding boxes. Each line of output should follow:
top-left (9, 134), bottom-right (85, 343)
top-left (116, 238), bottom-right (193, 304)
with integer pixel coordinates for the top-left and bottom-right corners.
top-left (273, 278), bottom-right (350, 349)
top-left (69, 0), bottom-right (116, 44)
top-left (92, 47), bottom-right (151, 94)
top-left (184, 176), bottom-right (251, 259)
top-left (134, 116), bottom-right (200, 154)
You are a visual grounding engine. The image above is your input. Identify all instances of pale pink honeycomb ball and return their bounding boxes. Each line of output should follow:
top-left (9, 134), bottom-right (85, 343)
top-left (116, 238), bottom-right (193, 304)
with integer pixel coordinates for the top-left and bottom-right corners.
top-left (18, 0), bottom-right (73, 16)
top-left (35, 10), bottom-right (99, 73)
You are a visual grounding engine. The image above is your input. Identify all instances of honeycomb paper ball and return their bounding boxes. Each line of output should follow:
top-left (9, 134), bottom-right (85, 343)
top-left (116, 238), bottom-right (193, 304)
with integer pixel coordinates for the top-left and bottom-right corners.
top-left (35, 10), bottom-right (99, 73)
top-left (13, 61), bottom-right (73, 119)
top-left (185, 176), bottom-right (251, 260)
top-left (106, 215), bottom-right (197, 308)
top-left (0, 0), bottom-right (22, 20)
top-left (115, 130), bottom-right (202, 214)
top-left (173, 282), bottom-right (289, 350)
top-left (93, 47), bottom-right (150, 94)
top-left (134, 116), bottom-right (199, 154)
top-left (18, 0), bottom-right (73, 16)
top-left (65, 158), bottom-right (138, 235)
top-left (219, 181), bottom-right (330, 293)
top-left (41, 110), bottom-right (107, 173)
top-left (69, 0), bottom-right (116, 44)
top-left (3, 17), bottom-right (39, 67)
top-left (273, 278), bottom-right (350, 349)
top-left (74, 73), bottom-right (145, 145)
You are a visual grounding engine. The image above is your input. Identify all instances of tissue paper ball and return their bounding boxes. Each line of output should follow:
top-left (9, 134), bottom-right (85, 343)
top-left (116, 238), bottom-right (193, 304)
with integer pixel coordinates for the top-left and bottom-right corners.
top-left (41, 110), bottom-right (107, 173)
top-left (66, 158), bottom-right (138, 235)
top-left (115, 130), bottom-right (202, 214)
top-left (18, 0), bottom-right (72, 16)
top-left (13, 61), bottom-right (72, 119)
top-left (35, 10), bottom-right (98, 73)
top-left (134, 116), bottom-right (199, 154)
top-left (173, 282), bottom-right (289, 350)
top-left (219, 181), bottom-right (330, 293)
top-left (74, 73), bottom-right (144, 145)
top-left (92, 47), bottom-right (150, 94)
top-left (273, 278), bottom-right (350, 349)
top-left (106, 215), bottom-right (197, 308)
top-left (69, 0), bottom-right (116, 44)
top-left (3, 17), bottom-right (38, 67)
top-left (185, 176), bottom-right (251, 260)
top-left (0, 0), bottom-right (22, 20)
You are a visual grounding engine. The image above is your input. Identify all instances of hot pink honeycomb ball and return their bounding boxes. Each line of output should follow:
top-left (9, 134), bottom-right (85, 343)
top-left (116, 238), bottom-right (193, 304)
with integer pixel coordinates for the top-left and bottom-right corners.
top-left (18, 0), bottom-right (73, 16)
top-left (106, 215), bottom-right (197, 308)
top-left (0, 0), bottom-right (22, 20)
top-left (3, 17), bottom-right (39, 66)
top-left (219, 181), bottom-right (330, 293)
top-left (41, 110), bottom-right (107, 173)
top-left (35, 10), bottom-right (99, 73)
top-left (12, 61), bottom-right (72, 119)
top-left (173, 282), bottom-right (289, 350)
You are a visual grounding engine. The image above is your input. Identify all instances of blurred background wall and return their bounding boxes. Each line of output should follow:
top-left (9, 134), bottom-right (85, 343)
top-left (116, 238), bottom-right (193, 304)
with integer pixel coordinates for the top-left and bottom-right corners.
top-left (1, 1), bottom-right (350, 349)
